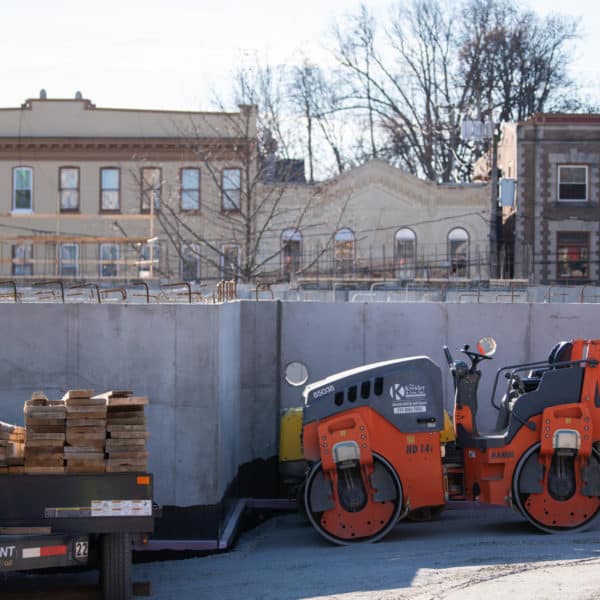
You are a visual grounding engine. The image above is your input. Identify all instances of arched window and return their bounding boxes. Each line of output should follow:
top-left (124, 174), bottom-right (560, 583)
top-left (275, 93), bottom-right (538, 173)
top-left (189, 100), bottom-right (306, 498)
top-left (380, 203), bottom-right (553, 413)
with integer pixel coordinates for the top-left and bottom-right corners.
top-left (282, 229), bottom-right (302, 280)
top-left (395, 228), bottom-right (416, 279)
top-left (334, 228), bottom-right (355, 275)
top-left (448, 227), bottom-right (469, 277)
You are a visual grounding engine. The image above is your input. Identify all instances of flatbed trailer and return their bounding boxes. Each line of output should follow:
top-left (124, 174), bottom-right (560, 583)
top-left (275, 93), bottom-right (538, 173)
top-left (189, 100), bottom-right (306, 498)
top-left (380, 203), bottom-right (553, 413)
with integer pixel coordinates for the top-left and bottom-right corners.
top-left (0, 472), bottom-right (156, 600)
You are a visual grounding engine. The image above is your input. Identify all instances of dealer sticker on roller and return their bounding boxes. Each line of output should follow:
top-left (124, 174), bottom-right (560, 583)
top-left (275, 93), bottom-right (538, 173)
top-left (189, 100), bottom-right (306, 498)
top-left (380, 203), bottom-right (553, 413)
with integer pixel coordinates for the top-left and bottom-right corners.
top-left (91, 499), bottom-right (152, 517)
top-left (389, 383), bottom-right (428, 414)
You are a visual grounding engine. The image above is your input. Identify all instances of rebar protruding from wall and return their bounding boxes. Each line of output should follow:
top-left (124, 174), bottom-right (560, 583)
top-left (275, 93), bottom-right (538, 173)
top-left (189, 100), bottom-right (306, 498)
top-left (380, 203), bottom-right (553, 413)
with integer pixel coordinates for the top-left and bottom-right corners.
top-left (161, 282), bottom-right (192, 304)
top-left (0, 280), bottom-right (17, 303)
top-left (252, 282), bottom-right (274, 300)
top-left (99, 287), bottom-right (127, 302)
top-left (69, 283), bottom-right (101, 303)
top-left (131, 280), bottom-right (150, 304)
top-left (33, 280), bottom-right (65, 303)
top-left (216, 280), bottom-right (237, 303)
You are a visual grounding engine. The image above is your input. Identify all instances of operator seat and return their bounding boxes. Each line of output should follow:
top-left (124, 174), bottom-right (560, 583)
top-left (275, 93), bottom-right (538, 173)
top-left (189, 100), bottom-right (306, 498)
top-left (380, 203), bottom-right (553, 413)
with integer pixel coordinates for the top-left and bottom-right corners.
top-left (493, 341), bottom-right (573, 431)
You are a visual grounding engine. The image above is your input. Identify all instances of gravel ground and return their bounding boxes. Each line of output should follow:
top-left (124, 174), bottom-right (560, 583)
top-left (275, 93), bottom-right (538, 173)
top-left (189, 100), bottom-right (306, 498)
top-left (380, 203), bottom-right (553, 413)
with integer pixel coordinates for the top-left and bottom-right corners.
top-left (6, 504), bottom-right (600, 599)
top-left (138, 504), bottom-right (600, 600)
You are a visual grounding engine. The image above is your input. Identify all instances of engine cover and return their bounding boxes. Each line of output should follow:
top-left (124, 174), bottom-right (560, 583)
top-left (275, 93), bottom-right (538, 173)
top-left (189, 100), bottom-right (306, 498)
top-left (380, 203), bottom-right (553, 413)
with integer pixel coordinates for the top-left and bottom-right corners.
top-left (303, 356), bottom-right (444, 433)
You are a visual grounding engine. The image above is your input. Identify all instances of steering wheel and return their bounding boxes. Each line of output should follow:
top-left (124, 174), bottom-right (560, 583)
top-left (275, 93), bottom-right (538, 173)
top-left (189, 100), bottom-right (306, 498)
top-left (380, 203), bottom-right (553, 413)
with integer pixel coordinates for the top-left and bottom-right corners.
top-left (462, 344), bottom-right (493, 362)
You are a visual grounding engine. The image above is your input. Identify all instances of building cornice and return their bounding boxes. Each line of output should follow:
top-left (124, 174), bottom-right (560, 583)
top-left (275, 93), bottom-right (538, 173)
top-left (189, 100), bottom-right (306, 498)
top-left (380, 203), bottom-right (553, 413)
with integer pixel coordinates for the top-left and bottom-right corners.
top-left (0, 136), bottom-right (250, 162)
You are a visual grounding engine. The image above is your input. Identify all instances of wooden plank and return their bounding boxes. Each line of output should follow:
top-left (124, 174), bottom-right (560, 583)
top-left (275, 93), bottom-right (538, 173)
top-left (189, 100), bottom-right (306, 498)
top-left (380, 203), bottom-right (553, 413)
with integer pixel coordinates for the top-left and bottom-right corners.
top-left (66, 431), bottom-right (106, 442)
top-left (92, 390), bottom-right (133, 399)
top-left (106, 424), bottom-right (146, 433)
top-left (26, 432), bottom-right (65, 441)
top-left (61, 389), bottom-right (95, 401)
top-left (106, 438), bottom-right (146, 449)
top-left (23, 466), bottom-right (65, 474)
top-left (106, 464), bottom-right (147, 473)
top-left (24, 418), bottom-right (66, 428)
top-left (66, 404), bottom-right (107, 414)
top-left (67, 426), bottom-right (106, 435)
top-left (106, 451), bottom-right (149, 459)
top-left (8, 466), bottom-right (25, 474)
top-left (25, 408), bottom-right (66, 419)
top-left (63, 449), bottom-right (104, 459)
top-left (106, 396), bottom-right (148, 407)
top-left (66, 418), bottom-right (106, 427)
top-left (65, 397), bottom-right (107, 407)
top-left (108, 431), bottom-right (149, 440)
top-left (24, 439), bottom-right (65, 448)
top-left (65, 437), bottom-right (105, 449)
top-left (66, 464), bottom-right (106, 474)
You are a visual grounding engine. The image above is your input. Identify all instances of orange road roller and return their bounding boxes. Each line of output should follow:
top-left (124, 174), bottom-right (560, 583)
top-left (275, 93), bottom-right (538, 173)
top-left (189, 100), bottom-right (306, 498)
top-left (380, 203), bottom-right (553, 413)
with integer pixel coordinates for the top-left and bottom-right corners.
top-left (301, 338), bottom-right (600, 544)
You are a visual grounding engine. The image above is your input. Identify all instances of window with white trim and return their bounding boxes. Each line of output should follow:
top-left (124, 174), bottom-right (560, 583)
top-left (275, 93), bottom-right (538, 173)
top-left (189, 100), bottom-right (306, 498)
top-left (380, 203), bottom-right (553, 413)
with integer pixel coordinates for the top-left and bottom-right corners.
top-left (141, 167), bottom-right (161, 211)
top-left (13, 167), bottom-right (33, 212)
top-left (395, 228), bottom-right (416, 278)
top-left (138, 242), bottom-right (160, 278)
top-left (334, 228), bottom-right (355, 274)
top-left (448, 227), bottom-right (469, 277)
top-left (12, 244), bottom-right (33, 276)
top-left (181, 243), bottom-right (200, 281)
top-left (282, 229), bottom-right (302, 280)
top-left (558, 165), bottom-right (587, 202)
top-left (220, 243), bottom-right (239, 280)
top-left (60, 167), bottom-right (79, 211)
top-left (59, 243), bottom-right (79, 277)
top-left (99, 243), bottom-right (119, 277)
top-left (222, 168), bottom-right (241, 211)
top-left (101, 168), bottom-right (120, 211)
top-left (181, 168), bottom-right (200, 211)
top-left (557, 232), bottom-right (589, 279)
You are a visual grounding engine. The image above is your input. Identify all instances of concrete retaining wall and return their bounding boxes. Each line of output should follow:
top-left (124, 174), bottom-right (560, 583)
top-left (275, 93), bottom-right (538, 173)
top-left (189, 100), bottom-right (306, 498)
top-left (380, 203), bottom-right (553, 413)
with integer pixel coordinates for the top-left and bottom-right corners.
top-left (1, 301), bottom-right (599, 512)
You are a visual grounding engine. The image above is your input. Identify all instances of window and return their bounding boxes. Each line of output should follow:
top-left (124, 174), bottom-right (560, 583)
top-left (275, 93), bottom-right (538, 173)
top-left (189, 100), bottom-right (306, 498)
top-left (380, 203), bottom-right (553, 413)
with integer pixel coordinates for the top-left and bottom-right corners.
top-left (141, 167), bottom-right (161, 211)
top-left (101, 168), bottom-right (120, 211)
top-left (282, 229), bottom-right (302, 280)
top-left (99, 243), bottom-right (119, 278)
top-left (181, 168), bottom-right (200, 211)
top-left (222, 168), bottom-right (241, 211)
top-left (448, 227), bottom-right (469, 277)
top-left (334, 228), bottom-right (355, 274)
top-left (12, 244), bottom-right (33, 276)
top-left (13, 167), bottom-right (33, 211)
top-left (181, 243), bottom-right (200, 281)
top-left (59, 243), bottom-right (78, 277)
top-left (60, 167), bottom-right (79, 211)
top-left (395, 228), bottom-right (416, 279)
top-left (557, 232), bottom-right (589, 279)
top-left (558, 165), bottom-right (587, 202)
top-left (220, 243), bottom-right (239, 280)
top-left (138, 242), bottom-right (160, 278)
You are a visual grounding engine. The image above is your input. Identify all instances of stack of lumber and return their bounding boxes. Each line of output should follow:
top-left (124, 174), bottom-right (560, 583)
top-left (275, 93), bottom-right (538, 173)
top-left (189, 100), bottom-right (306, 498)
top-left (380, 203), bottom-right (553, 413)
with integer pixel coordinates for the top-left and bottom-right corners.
top-left (0, 421), bottom-right (25, 473)
top-left (23, 392), bottom-right (66, 474)
top-left (63, 389), bottom-right (107, 473)
top-left (102, 391), bottom-right (149, 473)
top-left (0, 389), bottom-right (150, 475)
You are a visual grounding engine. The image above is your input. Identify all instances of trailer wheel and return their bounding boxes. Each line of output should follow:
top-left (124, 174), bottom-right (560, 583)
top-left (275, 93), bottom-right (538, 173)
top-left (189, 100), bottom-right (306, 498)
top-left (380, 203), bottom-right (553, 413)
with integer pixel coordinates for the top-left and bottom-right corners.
top-left (101, 532), bottom-right (132, 600)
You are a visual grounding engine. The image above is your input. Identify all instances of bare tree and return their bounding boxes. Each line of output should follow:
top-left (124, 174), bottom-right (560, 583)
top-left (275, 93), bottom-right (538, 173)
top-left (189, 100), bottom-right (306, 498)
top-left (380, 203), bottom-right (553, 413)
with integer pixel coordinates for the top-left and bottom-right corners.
top-left (150, 62), bottom-right (342, 284)
top-left (288, 60), bottom-right (348, 180)
top-left (328, 0), bottom-right (580, 182)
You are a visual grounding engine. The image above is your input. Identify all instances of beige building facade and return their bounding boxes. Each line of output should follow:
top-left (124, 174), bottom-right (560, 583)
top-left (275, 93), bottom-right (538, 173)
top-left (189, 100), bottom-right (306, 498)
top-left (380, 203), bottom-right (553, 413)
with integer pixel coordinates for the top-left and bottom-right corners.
top-left (0, 95), bottom-right (255, 283)
top-left (0, 95), bottom-right (490, 286)
top-left (259, 160), bottom-right (490, 282)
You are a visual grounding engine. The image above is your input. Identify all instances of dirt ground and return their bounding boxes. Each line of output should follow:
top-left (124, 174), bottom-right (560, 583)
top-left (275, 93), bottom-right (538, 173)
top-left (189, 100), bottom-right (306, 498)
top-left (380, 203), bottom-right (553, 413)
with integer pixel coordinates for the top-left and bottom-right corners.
top-left (6, 504), bottom-right (600, 599)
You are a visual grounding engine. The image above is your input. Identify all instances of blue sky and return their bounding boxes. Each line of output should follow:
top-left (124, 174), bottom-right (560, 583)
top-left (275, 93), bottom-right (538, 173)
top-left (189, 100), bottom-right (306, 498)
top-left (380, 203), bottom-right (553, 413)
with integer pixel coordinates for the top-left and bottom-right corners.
top-left (2, 0), bottom-right (598, 111)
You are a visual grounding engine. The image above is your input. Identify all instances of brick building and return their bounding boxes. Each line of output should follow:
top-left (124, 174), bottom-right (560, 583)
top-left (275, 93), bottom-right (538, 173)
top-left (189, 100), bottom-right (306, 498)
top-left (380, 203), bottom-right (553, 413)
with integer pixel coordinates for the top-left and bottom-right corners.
top-left (498, 114), bottom-right (600, 284)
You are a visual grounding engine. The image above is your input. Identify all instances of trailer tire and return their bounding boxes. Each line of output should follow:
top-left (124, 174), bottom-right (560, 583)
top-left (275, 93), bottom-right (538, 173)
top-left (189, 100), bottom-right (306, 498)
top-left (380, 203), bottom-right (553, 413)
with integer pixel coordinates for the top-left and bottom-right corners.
top-left (101, 532), bottom-right (131, 600)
